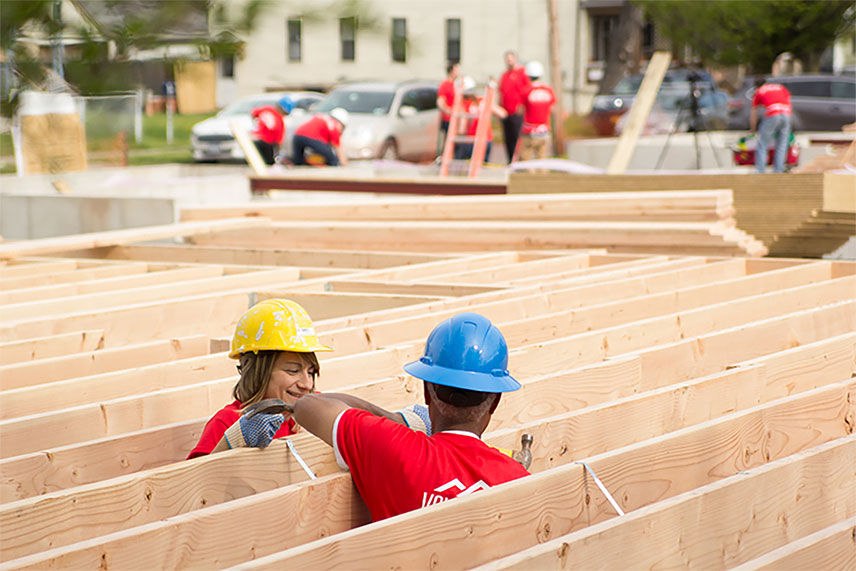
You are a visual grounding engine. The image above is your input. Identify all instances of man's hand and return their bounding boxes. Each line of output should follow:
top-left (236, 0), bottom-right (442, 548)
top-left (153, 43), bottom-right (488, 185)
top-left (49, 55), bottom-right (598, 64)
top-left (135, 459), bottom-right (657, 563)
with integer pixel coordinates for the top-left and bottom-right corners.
top-left (219, 412), bottom-right (284, 450)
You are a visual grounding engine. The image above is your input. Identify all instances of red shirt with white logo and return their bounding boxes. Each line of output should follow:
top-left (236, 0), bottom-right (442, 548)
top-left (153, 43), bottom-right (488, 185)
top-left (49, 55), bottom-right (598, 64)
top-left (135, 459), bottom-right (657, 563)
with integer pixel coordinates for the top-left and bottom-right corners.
top-left (294, 114), bottom-right (343, 146)
top-left (333, 408), bottom-right (529, 521)
top-left (521, 82), bottom-right (557, 135)
top-left (752, 83), bottom-right (792, 117)
top-left (462, 97), bottom-right (494, 141)
top-left (437, 79), bottom-right (456, 121)
top-left (186, 399), bottom-right (298, 459)
top-left (499, 66), bottom-right (532, 115)
top-left (251, 105), bottom-right (285, 144)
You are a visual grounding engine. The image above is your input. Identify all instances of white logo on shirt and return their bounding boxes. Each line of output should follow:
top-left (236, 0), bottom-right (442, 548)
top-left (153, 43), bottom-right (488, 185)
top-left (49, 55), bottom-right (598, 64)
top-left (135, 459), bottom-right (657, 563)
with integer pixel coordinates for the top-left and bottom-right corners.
top-left (421, 478), bottom-right (490, 507)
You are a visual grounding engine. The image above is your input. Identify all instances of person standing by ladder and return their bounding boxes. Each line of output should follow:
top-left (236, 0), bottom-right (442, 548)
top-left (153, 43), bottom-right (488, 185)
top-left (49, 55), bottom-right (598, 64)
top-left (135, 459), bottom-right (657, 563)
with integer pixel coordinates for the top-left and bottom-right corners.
top-left (518, 61), bottom-right (557, 162)
top-left (499, 50), bottom-right (531, 163)
top-left (437, 61), bottom-right (462, 156)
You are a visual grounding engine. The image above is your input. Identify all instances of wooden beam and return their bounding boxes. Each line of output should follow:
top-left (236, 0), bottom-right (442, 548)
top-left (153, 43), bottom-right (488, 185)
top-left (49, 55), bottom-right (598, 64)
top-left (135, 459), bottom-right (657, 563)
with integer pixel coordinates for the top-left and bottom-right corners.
top-left (253, 291), bottom-right (446, 321)
top-left (0, 262), bottom-right (149, 291)
top-left (0, 265), bottom-right (224, 305)
top-left (0, 218), bottom-right (271, 260)
top-left (0, 260), bottom-right (78, 278)
top-left (0, 335), bottom-right (209, 391)
top-left (731, 516), bottom-right (856, 570)
top-left (0, 267), bottom-right (301, 322)
top-left (481, 436), bottom-right (855, 570)
top-left (95, 244), bottom-right (451, 269)
top-left (0, 291), bottom-right (252, 346)
top-left (0, 330), bottom-right (104, 364)
top-left (188, 220), bottom-right (766, 256)
top-left (606, 50), bottom-right (672, 174)
top-left (229, 118), bottom-right (268, 175)
top-left (179, 190), bottom-right (735, 223)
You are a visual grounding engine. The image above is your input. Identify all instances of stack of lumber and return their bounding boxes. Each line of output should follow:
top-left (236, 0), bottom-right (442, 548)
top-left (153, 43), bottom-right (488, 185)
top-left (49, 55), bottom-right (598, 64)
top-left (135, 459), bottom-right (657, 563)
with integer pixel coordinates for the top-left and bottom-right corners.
top-left (1, 226), bottom-right (854, 568)
top-left (508, 172), bottom-right (825, 249)
top-left (768, 209), bottom-right (856, 258)
top-left (179, 190), bottom-right (766, 257)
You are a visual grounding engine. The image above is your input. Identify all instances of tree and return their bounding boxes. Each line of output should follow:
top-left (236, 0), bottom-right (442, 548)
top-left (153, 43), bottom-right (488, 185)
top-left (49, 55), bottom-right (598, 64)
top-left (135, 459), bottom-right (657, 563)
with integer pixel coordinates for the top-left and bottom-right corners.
top-left (598, 1), bottom-right (645, 94)
top-left (637, 0), bottom-right (856, 73)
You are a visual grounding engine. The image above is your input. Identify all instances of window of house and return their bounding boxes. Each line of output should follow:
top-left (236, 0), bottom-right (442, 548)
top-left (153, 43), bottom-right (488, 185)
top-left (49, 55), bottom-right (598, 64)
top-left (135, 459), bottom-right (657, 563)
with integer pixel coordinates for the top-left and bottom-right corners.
top-left (591, 14), bottom-right (618, 62)
top-left (391, 17), bottom-right (406, 63)
top-left (340, 17), bottom-right (356, 61)
top-left (446, 18), bottom-right (461, 63)
top-left (287, 19), bottom-right (302, 62)
top-left (219, 56), bottom-right (234, 78)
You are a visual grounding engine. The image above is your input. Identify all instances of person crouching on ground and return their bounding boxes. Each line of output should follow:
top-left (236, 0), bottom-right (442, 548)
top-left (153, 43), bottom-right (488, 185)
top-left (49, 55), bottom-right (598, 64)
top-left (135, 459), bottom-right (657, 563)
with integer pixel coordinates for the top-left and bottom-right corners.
top-left (260, 312), bottom-right (531, 521)
top-left (251, 96), bottom-right (293, 165)
top-left (291, 107), bottom-right (350, 167)
top-left (186, 298), bottom-right (331, 458)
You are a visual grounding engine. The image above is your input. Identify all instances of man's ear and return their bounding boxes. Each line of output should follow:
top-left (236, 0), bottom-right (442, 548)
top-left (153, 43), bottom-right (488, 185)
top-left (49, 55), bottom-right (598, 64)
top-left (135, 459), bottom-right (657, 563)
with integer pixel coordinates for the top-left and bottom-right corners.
top-left (488, 393), bottom-right (501, 414)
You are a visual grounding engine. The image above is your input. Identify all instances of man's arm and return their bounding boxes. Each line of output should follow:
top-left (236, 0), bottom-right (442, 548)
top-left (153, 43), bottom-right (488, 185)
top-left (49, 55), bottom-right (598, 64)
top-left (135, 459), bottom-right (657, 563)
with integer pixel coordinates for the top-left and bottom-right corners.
top-left (750, 105), bottom-right (758, 133)
top-left (335, 144), bottom-right (349, 166)
top-left (291, 393), bottom-right (351, 446)
top-left (437, 96), bottom-right (452, 116)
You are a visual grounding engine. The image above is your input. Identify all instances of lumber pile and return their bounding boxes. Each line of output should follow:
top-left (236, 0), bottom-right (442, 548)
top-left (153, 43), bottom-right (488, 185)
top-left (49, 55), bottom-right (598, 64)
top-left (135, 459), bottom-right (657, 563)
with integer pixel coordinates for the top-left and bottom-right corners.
top-left (179, 190), bottom-right (765, 257)
top-left (508, 172), bottom-right (825, 249)
top-left (767, 209), bottom-right (856, 258)
top-left (0, 228), bottom-right (854, 568)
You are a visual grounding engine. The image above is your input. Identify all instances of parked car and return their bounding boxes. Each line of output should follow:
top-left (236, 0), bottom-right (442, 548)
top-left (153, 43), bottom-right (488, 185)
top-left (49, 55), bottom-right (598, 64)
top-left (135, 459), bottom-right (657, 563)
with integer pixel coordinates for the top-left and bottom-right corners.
top-left (588, 69), bottom-right (729, 136)
top-left (727, 74), bottom-right (856, 131)
top-left (284, 80), bottom-right (439, 162)
top-left (190, 91), bottom-right (323, 162)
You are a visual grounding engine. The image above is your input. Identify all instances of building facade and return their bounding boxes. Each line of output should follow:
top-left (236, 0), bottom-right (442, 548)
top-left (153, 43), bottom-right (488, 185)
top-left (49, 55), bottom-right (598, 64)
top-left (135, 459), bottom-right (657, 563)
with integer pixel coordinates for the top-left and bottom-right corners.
top-left (222, 0), bottom-right (637, 114)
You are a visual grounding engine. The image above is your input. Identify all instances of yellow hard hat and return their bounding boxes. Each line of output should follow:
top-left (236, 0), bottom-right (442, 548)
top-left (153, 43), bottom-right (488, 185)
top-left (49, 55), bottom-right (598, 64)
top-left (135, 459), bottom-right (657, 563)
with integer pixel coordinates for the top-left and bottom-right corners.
top-left (229, 298), bottom-right (332, 359)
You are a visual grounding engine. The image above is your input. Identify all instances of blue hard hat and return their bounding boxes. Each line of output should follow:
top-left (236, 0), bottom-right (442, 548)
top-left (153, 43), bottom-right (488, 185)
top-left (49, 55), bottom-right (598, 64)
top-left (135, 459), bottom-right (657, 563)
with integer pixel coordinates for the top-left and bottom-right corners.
top-left (277, 95), bottom-right (295, 113)
top-left (403, 312), bottom-right (520, 393)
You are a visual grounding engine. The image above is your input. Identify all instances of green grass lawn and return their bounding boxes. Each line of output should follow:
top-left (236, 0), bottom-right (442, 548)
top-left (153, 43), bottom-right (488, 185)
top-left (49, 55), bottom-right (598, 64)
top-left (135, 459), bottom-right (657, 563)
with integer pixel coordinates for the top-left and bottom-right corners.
top-left (0, 111), bottom-right (215, 173)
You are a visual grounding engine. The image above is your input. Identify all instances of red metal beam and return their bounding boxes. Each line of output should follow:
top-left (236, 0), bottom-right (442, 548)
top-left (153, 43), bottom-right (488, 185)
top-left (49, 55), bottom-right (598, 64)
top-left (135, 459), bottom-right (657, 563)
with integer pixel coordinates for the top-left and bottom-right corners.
top-left (250, 176), bottom-right (507, 195)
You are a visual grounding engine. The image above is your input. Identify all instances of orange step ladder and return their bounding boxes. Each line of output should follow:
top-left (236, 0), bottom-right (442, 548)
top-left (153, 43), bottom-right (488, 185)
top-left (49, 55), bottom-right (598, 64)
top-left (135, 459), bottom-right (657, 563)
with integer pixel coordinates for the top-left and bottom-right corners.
top-left (439, 80), bottom-right (497, 178)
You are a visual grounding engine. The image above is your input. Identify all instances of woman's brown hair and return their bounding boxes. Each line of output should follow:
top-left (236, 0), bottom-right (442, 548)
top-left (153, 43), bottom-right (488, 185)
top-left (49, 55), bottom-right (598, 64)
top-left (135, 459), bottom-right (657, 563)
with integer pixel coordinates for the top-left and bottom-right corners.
top-left (232, 350), bottom-right (320, 407)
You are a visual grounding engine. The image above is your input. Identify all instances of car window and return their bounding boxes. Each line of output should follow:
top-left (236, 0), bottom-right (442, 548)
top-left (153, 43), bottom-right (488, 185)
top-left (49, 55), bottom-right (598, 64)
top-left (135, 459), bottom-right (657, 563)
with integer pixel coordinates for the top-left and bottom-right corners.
top-left (316, 89), bottom-right (395, 114)
top-left (220, 98), bottom-right (276, 116)
top-left (830, 80), bottom-right (856, 99)
top-left (294, 97), bottom-right (318, 110)
top-left (783, 80), bottom-right (829, 97)
top-left (400, 88), bottom-right (437, 112)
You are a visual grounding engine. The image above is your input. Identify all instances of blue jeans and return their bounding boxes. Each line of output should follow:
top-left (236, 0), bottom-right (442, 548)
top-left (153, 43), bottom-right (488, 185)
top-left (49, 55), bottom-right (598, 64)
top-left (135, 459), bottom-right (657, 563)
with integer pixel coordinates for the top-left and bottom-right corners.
top-left (292, 135), bottom-right (339, 166)
top-left (756, 113), bottom-right (791, 173)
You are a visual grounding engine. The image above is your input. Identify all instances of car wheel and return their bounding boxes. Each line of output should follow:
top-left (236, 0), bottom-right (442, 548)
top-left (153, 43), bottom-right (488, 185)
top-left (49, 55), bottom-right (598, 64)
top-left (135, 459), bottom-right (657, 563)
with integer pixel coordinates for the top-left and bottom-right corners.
top-left (380, 139), bottom-right (399, 160)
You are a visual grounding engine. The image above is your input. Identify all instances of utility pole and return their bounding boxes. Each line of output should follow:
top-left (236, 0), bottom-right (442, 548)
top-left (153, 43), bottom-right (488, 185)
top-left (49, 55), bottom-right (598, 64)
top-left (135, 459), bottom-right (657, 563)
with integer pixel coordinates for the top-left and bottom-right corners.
top-left (547, 0), bottom-right (565, 157)
top-left (51, 0), bottom-right (65, 79)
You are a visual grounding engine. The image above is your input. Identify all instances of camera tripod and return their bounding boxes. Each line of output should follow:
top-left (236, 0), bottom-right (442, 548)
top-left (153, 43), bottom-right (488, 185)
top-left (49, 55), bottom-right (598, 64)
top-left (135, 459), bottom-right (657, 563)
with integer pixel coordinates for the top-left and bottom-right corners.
top-left (655, 78), bottom-right (721, 170)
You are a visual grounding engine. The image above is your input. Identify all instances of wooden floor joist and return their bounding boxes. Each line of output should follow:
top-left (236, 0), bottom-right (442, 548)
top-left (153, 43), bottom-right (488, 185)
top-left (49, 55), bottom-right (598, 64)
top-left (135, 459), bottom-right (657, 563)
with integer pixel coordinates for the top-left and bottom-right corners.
top-left (0, 187), bottom-right (853, 568)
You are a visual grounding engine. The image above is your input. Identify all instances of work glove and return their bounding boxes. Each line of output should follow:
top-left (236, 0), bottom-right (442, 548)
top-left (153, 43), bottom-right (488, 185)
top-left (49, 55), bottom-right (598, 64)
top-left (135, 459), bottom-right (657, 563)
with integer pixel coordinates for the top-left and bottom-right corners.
top-left (222, 412), bottom-right (284, 449)
top-left (396, 403), bottom-right (433, 435)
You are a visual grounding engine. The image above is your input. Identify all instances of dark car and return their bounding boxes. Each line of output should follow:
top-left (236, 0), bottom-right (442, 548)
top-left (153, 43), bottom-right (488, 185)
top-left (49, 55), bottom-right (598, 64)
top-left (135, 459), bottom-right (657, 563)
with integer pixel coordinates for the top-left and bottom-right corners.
top-left (727, 73), bottom-right (856, 131)
top-left (588, 69), bottom-right (729, 136)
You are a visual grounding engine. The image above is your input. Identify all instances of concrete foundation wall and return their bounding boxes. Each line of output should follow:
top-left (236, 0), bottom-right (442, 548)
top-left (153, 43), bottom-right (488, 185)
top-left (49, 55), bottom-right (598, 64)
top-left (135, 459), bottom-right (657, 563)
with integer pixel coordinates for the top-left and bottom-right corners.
top-left (0, 195), bottom-right (176, 239)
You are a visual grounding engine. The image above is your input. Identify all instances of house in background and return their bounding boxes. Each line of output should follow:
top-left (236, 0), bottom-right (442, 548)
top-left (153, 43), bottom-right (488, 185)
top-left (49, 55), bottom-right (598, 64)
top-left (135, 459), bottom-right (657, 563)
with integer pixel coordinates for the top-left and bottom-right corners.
top-left (220, 0), bottom-right (663, 115)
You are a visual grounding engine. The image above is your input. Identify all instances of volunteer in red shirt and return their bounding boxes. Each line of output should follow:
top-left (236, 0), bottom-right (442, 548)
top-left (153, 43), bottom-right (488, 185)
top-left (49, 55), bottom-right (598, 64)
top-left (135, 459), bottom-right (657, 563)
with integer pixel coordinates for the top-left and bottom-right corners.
top-left (282, 312), bottom-right (530, 521)
top-left (250, 96), bottom-right (293, 165)
top-left (750, 76), bottom-right (792, 173)
top-left (436, 61), bottom-right (461, 154)
top-left (499, 50), bottom-right (532, 163)
top-left (519, 60), bottom-right (557, 162)
top-left (186, 298), bottom-right (332, 459)
top-left (292, 107), bottom-right (349, 166)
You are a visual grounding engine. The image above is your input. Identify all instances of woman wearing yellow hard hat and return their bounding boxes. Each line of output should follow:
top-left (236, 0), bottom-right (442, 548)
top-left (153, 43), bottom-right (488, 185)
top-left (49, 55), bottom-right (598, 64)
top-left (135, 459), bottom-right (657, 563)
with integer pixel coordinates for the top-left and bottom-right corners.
top-left (187, 298), bottom-right (332, 458)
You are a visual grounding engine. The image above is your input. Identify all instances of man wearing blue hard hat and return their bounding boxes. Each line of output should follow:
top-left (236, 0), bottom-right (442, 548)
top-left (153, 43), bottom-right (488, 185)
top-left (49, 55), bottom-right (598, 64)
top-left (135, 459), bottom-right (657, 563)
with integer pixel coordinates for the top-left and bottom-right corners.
top-left (250, 95), bottom-right (294, 165)
top-left (275, 312), bottom-right (530, 521)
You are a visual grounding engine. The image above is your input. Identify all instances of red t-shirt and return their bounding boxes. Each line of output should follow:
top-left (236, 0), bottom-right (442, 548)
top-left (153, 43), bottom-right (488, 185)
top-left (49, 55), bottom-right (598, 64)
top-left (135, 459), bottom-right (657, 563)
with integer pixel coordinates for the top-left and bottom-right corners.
top-left (499, 66), bottom-right (531, 115)
top-left (752, 83), bottom-right (792, 117)
top-left (251, 105), bottom-right (285, 144)
top-left (437, 79), bottom-right (456, 121)
top-left (333, 409), bottom-right (530, 521)
top-left (187, 399), bottom-right (298, 459)
top-left (294, 114), bottom-right (343, 146)
top-left (521, 82), bottom-right (557, 134)
top-left (463, 97), bottom-right (493, 141)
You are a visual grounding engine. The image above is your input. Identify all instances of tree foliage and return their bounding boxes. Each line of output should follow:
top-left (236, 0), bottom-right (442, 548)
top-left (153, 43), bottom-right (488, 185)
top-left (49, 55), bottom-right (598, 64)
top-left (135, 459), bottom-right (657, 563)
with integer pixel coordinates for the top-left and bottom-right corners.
top-left (637, 0), bottom-right (856, 73)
